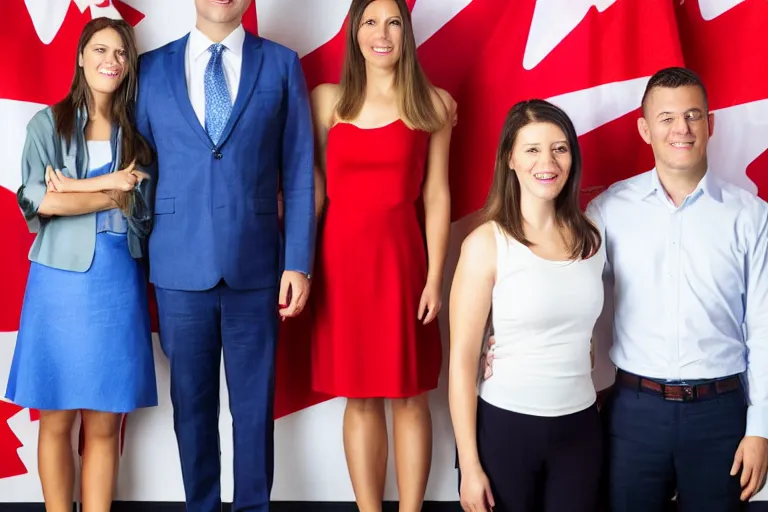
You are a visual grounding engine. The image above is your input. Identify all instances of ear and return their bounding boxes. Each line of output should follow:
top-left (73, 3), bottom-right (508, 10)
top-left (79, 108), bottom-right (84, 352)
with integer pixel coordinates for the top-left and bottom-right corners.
top-left (507, 152), bottom-right (515, 171)
top-left (78, 53), bottom-right (84, 68)
top-left (637, 116), bottom-right (651, 145)
top-left (707, 111), bottom-right (715, 138)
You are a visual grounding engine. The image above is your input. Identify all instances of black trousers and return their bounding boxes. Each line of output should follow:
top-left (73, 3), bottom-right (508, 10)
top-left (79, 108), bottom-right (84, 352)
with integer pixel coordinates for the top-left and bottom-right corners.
top-left (460, 397), bottom-right (602, 512)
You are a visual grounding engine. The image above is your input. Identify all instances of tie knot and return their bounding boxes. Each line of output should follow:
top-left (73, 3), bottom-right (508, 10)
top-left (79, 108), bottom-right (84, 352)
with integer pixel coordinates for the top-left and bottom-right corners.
top-left (208, 43), bottom-right (226, 57)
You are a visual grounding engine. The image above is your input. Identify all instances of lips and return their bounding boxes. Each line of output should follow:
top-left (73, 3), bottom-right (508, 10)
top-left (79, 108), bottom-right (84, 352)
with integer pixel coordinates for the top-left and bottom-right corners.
top-left (372, 46), bottom-right (393, 55)
top-left (98, 68), bottom-right (121, 78)
top-left (533, 172), bottom-right (558, 183)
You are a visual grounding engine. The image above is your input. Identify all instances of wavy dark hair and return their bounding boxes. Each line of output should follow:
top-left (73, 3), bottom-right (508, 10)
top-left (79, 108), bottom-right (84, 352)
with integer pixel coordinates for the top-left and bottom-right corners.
top-left (52, 17), bottom-right (153, 168)
top-left (482, 99), bottom-right (601, 260)
top-left (336, 0), bottom-right (447, 132)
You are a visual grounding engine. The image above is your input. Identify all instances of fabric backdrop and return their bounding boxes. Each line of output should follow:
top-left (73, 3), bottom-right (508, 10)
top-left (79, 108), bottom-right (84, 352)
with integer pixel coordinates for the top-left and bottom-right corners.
top-left (0, 0), bottom-right (766, 504)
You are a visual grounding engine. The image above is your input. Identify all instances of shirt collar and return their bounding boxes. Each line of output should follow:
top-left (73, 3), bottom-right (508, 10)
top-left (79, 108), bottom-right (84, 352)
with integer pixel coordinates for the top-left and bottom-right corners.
top-left (641, 167), bottom-right (723, 203)
top-left (189, 24), bottom-right (245, 61)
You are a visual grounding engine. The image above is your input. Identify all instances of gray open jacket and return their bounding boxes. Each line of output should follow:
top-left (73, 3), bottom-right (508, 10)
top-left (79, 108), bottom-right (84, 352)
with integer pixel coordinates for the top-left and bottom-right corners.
top-left (16, 106), bottom-right (153, 272)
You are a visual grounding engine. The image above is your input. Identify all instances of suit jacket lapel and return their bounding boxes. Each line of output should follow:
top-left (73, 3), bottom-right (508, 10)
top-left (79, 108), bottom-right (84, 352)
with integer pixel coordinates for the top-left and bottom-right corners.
top-left (166, 34), bottom-right (212, 148)
top-left (216, 33), bottom-right (264, 148)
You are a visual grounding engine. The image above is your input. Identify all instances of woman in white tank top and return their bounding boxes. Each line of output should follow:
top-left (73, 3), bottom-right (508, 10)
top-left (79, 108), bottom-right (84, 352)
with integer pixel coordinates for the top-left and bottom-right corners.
top-left (448, 99), bottom-right (605, 512)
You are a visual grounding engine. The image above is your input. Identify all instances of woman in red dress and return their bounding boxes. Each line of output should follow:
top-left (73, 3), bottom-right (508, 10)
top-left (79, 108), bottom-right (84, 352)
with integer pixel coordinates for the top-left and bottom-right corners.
top-left (309, 0), bottom-right (455, 509)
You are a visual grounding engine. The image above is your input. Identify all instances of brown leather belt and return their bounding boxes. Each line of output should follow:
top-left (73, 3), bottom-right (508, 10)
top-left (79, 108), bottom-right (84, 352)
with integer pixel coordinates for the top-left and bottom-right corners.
top-left (616, 369), bottom-right (741, 402)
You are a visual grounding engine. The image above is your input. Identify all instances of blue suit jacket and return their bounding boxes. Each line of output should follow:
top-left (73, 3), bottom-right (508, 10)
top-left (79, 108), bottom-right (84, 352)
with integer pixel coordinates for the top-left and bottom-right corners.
top-left (136, 32), bottom-right (315, 291)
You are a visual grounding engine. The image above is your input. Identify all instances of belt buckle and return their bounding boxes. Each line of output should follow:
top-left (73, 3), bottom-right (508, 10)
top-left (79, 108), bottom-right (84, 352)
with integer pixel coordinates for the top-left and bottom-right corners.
top-left (665, 384), bottom-right (695, 402)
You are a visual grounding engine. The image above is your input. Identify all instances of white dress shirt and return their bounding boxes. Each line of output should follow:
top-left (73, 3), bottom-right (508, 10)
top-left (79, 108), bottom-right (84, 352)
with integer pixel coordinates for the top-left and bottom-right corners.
top-left (587, 168), bottom-right (768, 437)
top-left (185, 25), bottom-right (245, 127)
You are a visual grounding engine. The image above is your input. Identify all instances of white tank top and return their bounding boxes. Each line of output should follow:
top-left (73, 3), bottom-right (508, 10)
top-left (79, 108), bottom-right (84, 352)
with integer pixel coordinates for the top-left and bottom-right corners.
top-left (478, 222), bottom-right (605, 417)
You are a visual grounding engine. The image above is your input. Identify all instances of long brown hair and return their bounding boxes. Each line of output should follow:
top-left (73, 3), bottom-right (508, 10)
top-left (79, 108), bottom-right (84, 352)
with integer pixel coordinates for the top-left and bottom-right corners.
top-left (482, 99), bottom-right (601, 260)
top-left (336, 0), bottom-right (446, 132)
top-left (52, 17), bottom-right (153, 168)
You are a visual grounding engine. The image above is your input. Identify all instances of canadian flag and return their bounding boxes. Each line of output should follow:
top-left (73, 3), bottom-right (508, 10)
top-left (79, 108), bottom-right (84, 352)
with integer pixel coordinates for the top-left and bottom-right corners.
top-left (0, 0), bottom-right (766, 504)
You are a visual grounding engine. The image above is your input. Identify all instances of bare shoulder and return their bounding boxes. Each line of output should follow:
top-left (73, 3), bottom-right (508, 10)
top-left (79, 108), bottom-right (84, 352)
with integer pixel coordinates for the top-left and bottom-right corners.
top-left (459, 221), bottom-right (497, 270)
top-left (310, 83), bottom-right (341, 127)
top-left (431, 87), bottom-right (456, 117)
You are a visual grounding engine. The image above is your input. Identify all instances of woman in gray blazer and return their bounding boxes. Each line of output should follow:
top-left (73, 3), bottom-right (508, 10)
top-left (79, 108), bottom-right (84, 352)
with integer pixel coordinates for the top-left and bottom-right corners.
top-left (5, 17), bottom-right (157, 512)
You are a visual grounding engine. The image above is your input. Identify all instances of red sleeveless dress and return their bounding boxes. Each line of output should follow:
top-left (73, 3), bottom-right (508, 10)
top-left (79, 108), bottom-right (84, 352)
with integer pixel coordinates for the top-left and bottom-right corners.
top-left (310, 119), bottom-right (443, 398)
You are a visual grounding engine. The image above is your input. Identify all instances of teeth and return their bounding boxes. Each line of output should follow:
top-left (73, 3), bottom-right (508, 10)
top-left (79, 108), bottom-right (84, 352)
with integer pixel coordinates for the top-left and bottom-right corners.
top-left (671, 142), bottom-right (692, 147)
top-left (534, 173), bottom-right (556, 179)
top-left (99, 69), bottom-right (119, 76)
top-left (373, 47), bottom-right (391, 52)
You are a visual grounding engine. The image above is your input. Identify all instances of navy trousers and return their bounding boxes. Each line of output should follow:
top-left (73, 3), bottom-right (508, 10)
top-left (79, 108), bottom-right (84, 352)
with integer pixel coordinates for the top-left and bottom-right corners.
top-left (605, 375), bottom-right (747, 512)
top-left (155, 281), bottom-right (278, 512)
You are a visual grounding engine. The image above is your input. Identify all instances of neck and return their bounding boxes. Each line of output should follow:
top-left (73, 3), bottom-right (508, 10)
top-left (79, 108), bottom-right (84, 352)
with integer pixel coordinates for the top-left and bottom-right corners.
top-left (656, 160), bottom-right (707, 206)
top-left (520, 194), bottom-right (558, 232)
top-left (196, 18), bottom-right (239, 43)
top-left (88, 90), bottom-right (112, 122)
top-left (364, 64), bottom-right (396, 96)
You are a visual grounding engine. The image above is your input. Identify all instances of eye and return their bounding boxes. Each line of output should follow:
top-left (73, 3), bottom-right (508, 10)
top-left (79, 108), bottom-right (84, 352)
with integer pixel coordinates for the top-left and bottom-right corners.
top-left (526, 148), bottom-right (539, 153)
top-left (554, 146), bottom-right (569, 153)
top-left (661, 117), bottom-right (673, 123)
top-left (685, 111), bottom-right (703, 121)
top-left (363, 18), bottom-right (375, 26)
top-left (390, 19), bottom-right (402, 26)
top-left (94, 47), bottom-right (104, 53)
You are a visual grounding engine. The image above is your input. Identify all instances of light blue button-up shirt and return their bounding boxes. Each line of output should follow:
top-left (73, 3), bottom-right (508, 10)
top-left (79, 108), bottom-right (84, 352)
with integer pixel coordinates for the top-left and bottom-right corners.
top-left (587, 168), bottom-right (768, 438)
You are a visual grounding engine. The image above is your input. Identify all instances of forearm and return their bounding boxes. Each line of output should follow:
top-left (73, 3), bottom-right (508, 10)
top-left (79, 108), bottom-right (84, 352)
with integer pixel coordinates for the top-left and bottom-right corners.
top-left (61, 174), bottom-right (114, 193)
top-left (449, 356), bottom-right (482, 470)
top-left (38, 191), bottom-right (116, 217)
top-left (424, 191), bottom-right (450, 283)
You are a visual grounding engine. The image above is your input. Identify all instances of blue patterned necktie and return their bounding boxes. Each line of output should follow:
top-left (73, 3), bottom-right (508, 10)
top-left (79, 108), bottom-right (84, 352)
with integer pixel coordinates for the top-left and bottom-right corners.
top-left (204, 43), bottom-right (232, 145)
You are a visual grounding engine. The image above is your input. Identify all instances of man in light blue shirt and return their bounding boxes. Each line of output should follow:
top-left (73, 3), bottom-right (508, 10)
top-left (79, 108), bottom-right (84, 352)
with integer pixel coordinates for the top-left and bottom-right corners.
top-left (587, 67), bottom-right (768, 511)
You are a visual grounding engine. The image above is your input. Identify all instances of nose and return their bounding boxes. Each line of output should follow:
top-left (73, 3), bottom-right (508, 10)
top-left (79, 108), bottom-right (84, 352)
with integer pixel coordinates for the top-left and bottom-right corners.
top-left (671, 114), bottom-right (691, 135)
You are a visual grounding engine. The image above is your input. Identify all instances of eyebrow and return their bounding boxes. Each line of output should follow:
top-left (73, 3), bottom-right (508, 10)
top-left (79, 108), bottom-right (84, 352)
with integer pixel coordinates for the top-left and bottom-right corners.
top-left (522, 140), bottom-right (568, 146)
top-left (656, 108), bottom-right (704, 118)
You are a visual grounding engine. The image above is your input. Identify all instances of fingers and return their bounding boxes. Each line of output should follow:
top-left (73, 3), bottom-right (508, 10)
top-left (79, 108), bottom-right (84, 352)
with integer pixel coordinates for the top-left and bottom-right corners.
top-left (485, 486), bottom-right (495, 509)
top-left (417, 294), bottom-right (427, 321)
top-left (278, 275), bottom-right (290, 312)
top-left (278, 275), bottom-right (308, 319)
top-left (732, 446), bottom-right (744, 476)
top-left (423, 300), bottom-right (441, 324)
top-left (741, 465), bottom-right (757, 501)
top-left (122, 158), bottom-right (137, 173)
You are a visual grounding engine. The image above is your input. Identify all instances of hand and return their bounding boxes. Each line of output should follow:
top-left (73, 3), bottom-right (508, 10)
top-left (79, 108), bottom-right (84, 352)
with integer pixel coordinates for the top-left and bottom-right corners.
top-left (596, 386), bottom-right (612, 412)
top-left (418, 279), bottom-right (442, 324)
top-left (731, 436), bottom-right (768, 501)
top-left (108, 160), bottom-right (140, 192)
top-left (45, 165), bottom-right (75, 192)
top-left (459, 465), bottom-right (495, 512)
top-left (481, 336), bottom-right (496, 380)
top-left (278, 270), bottom-right (310, 320)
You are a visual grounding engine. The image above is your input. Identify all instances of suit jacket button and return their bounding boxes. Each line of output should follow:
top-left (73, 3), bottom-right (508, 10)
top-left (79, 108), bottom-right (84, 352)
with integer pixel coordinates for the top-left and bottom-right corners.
top-left (213, 151), bottom-right (223, 159)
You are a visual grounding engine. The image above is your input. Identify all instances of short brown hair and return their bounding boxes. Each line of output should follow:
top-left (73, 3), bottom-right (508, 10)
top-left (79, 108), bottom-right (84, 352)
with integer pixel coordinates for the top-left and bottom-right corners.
top-left (641, 66), bottom-right (708, 115)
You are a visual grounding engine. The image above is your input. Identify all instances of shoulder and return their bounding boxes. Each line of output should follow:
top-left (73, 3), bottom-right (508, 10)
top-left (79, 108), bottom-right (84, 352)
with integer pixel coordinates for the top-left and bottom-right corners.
top-left (139, 35), bottom-right (181, 65)
top-left (460, 221), bottom-right (498, 265)
top-left (311, 83), bottom-right (341, 104)
top-left (26, 107), bottom-right (55, 136)
top-left (430, 87), bottom-right (456, 118)
top-left (587, 170), bottom-right (651, 214)
top-left (719, 180), bottom-right (768, 233)
top-left (257, 36), bottom-right (300, 63)
top-left (310, 83), bottom-right (341, 124)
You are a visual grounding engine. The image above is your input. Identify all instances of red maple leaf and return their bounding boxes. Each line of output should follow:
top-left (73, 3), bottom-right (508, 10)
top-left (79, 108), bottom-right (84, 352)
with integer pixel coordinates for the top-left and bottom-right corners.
top-left (0, 401), bottom-right (31, 479)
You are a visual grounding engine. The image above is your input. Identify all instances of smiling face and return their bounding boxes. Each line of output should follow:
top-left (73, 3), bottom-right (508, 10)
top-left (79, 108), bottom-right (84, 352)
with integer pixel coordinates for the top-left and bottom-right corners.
top-left (356, 0), bottom-right (404, 70)
top-left (509, 121), bottom-right (573, 203)
top-left (638, 84), bottom-right (714, 177)
top-left (78, 27), bottom-right (127, 98)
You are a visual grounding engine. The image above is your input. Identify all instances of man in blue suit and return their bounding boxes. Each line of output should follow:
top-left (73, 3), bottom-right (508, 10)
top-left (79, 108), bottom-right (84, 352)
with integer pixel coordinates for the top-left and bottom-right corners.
top-left (135, 0), bottom-right (315, 510)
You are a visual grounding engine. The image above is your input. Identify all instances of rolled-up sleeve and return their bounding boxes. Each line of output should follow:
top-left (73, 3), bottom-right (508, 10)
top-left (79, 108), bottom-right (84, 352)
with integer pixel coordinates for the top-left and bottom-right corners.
top-left (17, 112), bottom-right (55, 232)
